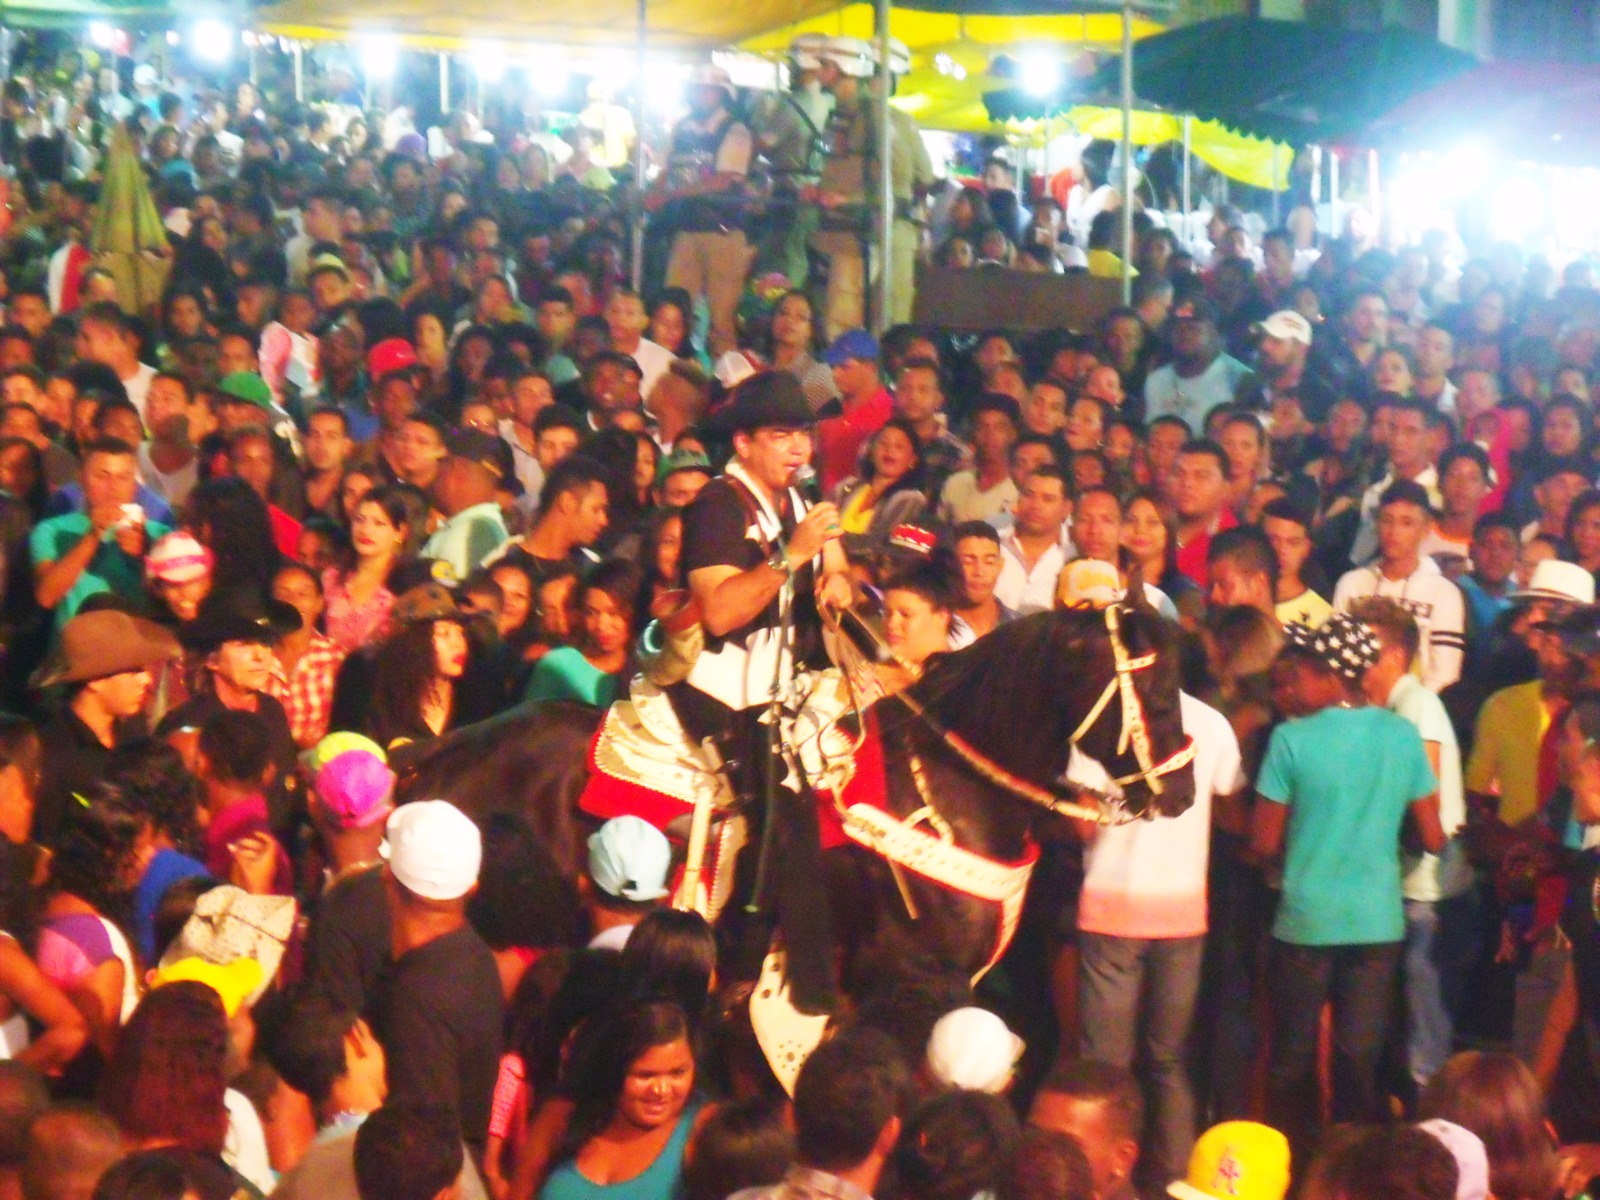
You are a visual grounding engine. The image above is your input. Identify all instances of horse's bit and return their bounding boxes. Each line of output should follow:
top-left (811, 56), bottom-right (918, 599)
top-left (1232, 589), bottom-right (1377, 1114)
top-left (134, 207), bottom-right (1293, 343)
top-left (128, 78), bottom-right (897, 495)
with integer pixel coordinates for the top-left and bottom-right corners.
top-left (1067, 603), bottom-right (1197, 797)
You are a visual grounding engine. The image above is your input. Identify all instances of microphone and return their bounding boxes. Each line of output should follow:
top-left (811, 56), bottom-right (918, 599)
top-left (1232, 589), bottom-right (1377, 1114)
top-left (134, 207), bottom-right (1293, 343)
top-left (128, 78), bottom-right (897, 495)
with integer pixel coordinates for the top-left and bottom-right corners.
top-left (790, 464), bottom-right (821, 505)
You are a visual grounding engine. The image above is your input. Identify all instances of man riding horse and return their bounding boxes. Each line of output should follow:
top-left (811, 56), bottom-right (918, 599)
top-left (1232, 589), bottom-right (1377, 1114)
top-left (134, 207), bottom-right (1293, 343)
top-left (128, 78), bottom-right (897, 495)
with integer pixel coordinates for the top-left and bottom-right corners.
top-left (668, 370), bottom-right (854, 1007)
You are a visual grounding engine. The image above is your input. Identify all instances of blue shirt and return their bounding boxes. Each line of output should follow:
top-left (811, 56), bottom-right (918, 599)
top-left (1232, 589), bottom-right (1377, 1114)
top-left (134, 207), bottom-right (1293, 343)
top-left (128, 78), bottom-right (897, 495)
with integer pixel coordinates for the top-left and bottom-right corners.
top-left (1459, 575), bottom-right (1513, 643)
top-left (1258, 704), bottom-right (1437, 946)
top-left (525, 646), bottom-right (619, 709)
top-left (539, 1101), bottom-right (701, 1200)
top-left (133, 847), bottom-right (211, 963)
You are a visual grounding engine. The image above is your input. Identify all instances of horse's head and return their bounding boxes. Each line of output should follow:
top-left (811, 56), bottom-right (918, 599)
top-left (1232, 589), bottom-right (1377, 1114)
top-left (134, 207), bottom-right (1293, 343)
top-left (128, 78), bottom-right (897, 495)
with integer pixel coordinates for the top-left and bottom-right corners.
top-left (907, 600), bottom-right (1195, 820)
top-left (1066, 600), bottom-right (1196, 818)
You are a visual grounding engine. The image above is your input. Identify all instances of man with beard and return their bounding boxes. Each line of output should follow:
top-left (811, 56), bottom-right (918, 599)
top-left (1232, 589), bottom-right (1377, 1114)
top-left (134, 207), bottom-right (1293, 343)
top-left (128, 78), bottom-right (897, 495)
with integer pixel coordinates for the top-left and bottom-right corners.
top-left (1143, 299), bottom-right (1253, 435)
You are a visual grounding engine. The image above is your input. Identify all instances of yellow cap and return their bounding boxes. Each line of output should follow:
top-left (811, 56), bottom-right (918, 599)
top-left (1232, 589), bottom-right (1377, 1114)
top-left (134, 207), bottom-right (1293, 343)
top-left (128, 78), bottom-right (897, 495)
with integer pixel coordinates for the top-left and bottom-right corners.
top-left (149, 956), bottom-right (264, 1018)
top-left (1057, 559), bottom-right (1124, 609)
top-left (1168, 1122), bottom-right (1290, 1200)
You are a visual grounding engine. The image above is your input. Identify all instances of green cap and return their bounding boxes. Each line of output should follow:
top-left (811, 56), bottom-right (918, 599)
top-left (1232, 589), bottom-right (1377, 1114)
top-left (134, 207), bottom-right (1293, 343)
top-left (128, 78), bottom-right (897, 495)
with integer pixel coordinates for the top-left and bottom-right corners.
top-left (218, 371), bottom-right (274, 411)
top-left (655, 447), bottom-right (713, 486)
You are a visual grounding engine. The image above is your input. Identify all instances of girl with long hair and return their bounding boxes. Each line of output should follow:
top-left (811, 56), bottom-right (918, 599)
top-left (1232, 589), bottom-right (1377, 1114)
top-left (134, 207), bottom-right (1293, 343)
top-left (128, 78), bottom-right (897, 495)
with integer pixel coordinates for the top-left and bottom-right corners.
top-left (36, 785), bottom-right (146, 1055)
top-left (830, 418), bottom-right (929, 560)
top-left (364, 596), bottom-right (473, 748)
top-left (323, 485), bottom-right (414, 652)
top-left (763, 290), bottom-right (837, 412)
top-left (185, 477), bottom-right (281, 598)
top-left (525, 561), bottom-right (640, 709)
top-left (536, 1001), bottom-right (708, 1200)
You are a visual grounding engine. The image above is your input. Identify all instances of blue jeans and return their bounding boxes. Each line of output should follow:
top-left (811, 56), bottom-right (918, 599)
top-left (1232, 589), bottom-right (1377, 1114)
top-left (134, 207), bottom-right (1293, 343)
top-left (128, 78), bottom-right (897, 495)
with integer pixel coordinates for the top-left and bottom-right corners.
top-left (1079, 932), bottom-right (1204, 1188)
top-left (1269, 939), bottom-right (1402, 1156)
top-left (1404, 892), bottom-right (1481, 1086)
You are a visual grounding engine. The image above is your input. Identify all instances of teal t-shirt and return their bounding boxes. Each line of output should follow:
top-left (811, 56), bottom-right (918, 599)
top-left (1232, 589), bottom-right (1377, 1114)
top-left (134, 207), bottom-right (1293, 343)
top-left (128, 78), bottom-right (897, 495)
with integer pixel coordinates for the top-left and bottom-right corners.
top-left (525, 646), bottom-right (618, 709)
top-left (1257, 704), bottom-right (1437, 947)
top-left (30, 512), bottom-right (172, 630)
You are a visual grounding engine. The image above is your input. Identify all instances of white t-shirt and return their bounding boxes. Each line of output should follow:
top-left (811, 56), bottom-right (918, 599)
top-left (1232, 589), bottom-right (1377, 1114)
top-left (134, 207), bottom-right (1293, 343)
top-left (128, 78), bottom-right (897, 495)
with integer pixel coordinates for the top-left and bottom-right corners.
top-left (1332, 555), bottom-right (1465, 693)
top-left (1078, 693), bottom-right (1244, 939)
top-left (628, 337), bottom-right (677, 402)
top-left (938, 471), bottom-right (1017, 526)
top-left (1389, 674), bottom-right (1472, 903)
top-left (122, 363), bottom-right (158, 428)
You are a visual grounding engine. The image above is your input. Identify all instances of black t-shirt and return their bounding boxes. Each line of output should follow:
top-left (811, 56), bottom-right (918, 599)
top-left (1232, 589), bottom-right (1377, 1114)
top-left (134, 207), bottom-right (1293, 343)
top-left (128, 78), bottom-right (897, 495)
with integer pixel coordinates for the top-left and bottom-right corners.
top-left (367, 924), bottom-right (504, 1157)
top-left (36, 708), bottom-right (117, 849)
top-left (302, 866), bottom-right (390, 1015)
top-left (680, 477), bottom-right (820, 658)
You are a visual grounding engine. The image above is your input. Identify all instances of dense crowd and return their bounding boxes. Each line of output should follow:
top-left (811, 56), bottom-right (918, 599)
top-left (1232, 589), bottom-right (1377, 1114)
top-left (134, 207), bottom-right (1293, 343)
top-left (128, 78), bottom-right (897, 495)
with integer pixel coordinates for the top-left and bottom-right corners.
top-left (4, 29), bottom-right (1600, 1200)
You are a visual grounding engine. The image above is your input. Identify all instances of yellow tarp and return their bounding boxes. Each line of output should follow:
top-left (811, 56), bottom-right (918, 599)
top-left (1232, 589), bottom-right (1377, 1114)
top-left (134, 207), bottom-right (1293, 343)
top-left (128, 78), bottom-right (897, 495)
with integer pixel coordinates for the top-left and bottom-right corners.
top-left (1042, 106), bottom-right (1292, 191)
top-left (738, 6), bottom-right (1287, 189)
top-left (257, 0), bottom-right (846, 52)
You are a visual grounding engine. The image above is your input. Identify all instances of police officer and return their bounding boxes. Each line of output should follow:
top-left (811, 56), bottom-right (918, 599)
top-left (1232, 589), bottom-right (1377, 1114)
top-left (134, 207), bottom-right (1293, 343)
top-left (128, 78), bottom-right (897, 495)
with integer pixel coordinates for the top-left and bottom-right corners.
top-left (651, 65), bottom-right (755, 358)
top-left (809, 36), bottom-right (933, 339)
top-left (750, 34), bottom-right (835, 289)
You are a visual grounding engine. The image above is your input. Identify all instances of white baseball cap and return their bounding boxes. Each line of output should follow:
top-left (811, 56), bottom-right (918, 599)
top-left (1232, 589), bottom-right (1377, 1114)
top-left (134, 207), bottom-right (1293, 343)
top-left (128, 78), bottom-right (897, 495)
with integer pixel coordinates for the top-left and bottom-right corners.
top-left (1416, 1120), bottom-right (1490, 1200)
top-left (381, 800), bottom-right (482, 901)
top-left (1258, 309), bottom-right (1313, 346)
top-left (926, 1007), bottom-right (1025, 1093)
top-left (714, 349), bottom-right (760, 389)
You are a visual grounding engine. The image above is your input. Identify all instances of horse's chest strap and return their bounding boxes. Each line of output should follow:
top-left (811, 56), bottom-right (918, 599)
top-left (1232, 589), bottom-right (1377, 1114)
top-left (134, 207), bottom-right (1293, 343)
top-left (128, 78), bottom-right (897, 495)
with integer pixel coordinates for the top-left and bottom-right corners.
top-left (837, 801), bottom-right (1039, 981)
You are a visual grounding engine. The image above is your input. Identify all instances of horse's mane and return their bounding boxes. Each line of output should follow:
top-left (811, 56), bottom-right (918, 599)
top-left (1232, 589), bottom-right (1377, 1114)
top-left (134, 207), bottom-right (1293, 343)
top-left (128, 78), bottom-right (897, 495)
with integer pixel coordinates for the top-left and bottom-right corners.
top-left (891, 608), bottom-right (1110, 782)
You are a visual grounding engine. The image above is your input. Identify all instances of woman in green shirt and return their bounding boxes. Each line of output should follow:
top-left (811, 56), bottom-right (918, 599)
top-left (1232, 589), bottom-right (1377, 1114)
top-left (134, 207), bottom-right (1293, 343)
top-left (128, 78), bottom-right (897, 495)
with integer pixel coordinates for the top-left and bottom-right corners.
top-left (525, 561), bottom-right (642, 709)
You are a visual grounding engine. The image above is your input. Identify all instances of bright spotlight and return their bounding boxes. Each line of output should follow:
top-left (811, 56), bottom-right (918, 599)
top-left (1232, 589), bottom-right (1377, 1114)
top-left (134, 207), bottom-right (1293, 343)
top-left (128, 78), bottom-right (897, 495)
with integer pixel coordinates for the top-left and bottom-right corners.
top-left (1020, 54), bottom-right (1060, 98)
top-left (88, 21), bottom-right (116, 49)
top-left (644, 63), bottom-right (687, 115)
top-left (189, 19), bottom-right (235, 64)
top-left (525, 52), bottom-right (570, 99)
top-left (360, 34), bottom-right (400, 81)
top-left (470, 42), bottom-right (506, 84)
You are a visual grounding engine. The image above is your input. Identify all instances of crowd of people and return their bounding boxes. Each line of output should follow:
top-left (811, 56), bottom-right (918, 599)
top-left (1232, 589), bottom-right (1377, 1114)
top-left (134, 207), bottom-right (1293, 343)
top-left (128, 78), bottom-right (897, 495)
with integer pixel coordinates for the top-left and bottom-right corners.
top-left (5, 27), bottom-right (1600, 1200)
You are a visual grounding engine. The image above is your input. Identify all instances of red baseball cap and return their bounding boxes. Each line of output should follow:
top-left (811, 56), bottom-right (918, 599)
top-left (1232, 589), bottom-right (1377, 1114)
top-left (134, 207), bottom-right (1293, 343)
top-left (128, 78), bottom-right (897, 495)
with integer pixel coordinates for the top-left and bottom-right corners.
top-left (367, 337), bottom-right (419, 380)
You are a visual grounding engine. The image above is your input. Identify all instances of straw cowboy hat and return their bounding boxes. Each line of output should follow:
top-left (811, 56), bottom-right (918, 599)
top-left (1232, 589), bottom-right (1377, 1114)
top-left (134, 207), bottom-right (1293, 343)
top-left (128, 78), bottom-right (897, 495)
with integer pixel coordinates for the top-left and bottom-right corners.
top-left (33, 609), bottom-right (181, 687)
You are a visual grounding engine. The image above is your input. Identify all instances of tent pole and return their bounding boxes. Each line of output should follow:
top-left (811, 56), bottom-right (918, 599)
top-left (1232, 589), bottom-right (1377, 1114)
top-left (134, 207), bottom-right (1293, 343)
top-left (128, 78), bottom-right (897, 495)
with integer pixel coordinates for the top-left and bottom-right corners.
top-left (1328, 150), bottom-right (1339, 240)
top-left (874, 0), bottom-right (892, 334)
top-left (631, 0), bottom-right (647, 292)
top-left (1311, 144), bottom-right (1322, 227)
top-left (1369, 147), bottom-right (1381, 247)
top-left (440, 53), bottom-right (450, 115)
top-left (1271, 143), bottom-right (1280, 225)
top-left (1119, 0), bottom-right (1133, 304)
top-left (1181, 113), bottom-right (1191, 245)
top-left (293, 44), bottom-right (304, 102)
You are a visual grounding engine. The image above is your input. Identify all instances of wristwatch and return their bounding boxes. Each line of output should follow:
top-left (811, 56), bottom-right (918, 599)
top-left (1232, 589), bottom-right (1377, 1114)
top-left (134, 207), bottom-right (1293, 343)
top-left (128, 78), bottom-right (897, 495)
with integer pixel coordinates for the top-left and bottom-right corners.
top-left (766, 545), bottom-right (793, 577)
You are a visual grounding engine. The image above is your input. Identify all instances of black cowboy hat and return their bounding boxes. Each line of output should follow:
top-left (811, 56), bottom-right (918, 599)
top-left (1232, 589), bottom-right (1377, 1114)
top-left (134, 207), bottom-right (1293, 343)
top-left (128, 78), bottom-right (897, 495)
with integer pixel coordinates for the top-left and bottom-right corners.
top-left (182, 587), bottom-right (302, 654)
top-left (722, 371), bottom-right (814, 435)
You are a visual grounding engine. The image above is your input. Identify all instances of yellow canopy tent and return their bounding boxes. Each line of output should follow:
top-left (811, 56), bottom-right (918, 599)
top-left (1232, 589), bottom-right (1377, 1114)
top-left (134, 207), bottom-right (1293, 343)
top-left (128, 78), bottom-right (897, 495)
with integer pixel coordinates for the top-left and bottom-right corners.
top-left (740, 6), bottom-right (1154, 129)
top-left (739, 5), bottom-right (1288, 189)
top-left (256, 0), bottom-right (845, 51)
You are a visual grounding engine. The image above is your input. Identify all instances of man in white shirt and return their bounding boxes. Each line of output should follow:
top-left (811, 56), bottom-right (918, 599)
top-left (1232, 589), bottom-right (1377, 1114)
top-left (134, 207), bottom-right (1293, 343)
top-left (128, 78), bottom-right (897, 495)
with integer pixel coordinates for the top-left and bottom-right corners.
top-left (1333, 480), bottom-right (1465, 692)
top-left (1413, 324), bottom-right (1458, 415)
top-left (1143, 298), bottom-right (1253, 434)
top-left (605, 289), bottom-right (675, 401)
top-left (75, 301), bottom-right (156, 427)
top-left (1077, 690), bottom-right (1245, 1187)
top-left (1353, 597), bottom-right (1471, 1090)
top-left (995, 465), bottom-right (1074, 616)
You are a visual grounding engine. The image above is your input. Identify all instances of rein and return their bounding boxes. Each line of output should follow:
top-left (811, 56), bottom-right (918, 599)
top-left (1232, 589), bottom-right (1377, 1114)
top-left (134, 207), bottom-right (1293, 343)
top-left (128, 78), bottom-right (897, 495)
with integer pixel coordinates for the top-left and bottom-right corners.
top-left (895, 603), bottom-right (1195, 823)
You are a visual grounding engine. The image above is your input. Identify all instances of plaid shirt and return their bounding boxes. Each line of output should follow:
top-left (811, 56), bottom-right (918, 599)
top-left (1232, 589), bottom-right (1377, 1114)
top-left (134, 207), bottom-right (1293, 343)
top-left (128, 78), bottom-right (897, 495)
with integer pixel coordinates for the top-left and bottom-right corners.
top-left (267, 633), bottom-right (348, 749)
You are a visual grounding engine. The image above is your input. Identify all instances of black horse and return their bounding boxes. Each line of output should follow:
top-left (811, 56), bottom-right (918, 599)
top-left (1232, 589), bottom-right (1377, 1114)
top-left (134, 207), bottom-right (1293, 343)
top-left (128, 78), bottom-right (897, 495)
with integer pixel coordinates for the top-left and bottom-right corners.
top-left (392, 601), bottom-right (1194, 988)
